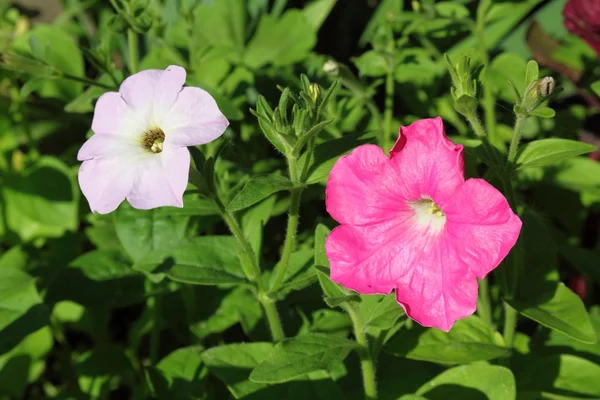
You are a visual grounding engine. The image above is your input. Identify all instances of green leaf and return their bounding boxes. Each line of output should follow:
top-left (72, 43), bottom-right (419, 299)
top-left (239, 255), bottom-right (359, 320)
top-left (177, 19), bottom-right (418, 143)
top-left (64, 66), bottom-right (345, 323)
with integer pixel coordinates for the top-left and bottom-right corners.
top-left (244, 10), bottom-right (316, 68)
top-left (271, 249), bottom-right (317, 298)
top-left (249, 333), bottom-right (357, 383)
top-left (529, 107), bottom-right (555, 118)
top-left (201, 342), bottom-right (274, 398)
top-left (202, 342), bottom-right (346, 399)
top-left (517, 138), bottom-right (597, 169)
top-left (75, 343), bottom-right (132, 398)
top-left (305, 131), bottom-right (376, 184)
top-left (2, 157), bottom-right (78, 242)
top-left (302, 0), bottom-right (337, 31)
top-left (592, 80), bottom-right (600, 97)
top-left (353, 50), bottom-right (388, 77)
top-left (146, 346), bottom-right (207, 400)
top-left (70, 251), bottom-right (139, 281)
top-left (385, 315), bottom-right (509, 364)
top-left (10, 24), bottom-right (84, 100)
top-left (324, 295), bottom-right (361, 308)
top-left (531, 306), bottom-right (600, 362)
top-left (416, 363), bottom-right (516, 400)
top-left (114, 203), bottom-right (189, 263)
top-left (227, 174), bottom-right (298, 212)
top-left (133, 236), bottom-right (247, 285)
top-left (359, 293), bottom-right (405, 332)
top-left (510, 283), bottom-right (596, 344)
top-left (45, 251), bottom-right (145, 308)
top-left (488, 53), bottom-right (528, 103)
top-left (525, 60), bottom-right (539, 86)
top-left (515, 354), bottom-right (600, 398)
top-left (190, 287), bottom-right (261, 339)
top-left (242, 195), bottom-right (276, 260)
top-left (0, 269), bottom-right (48, 356)
top-left (0, 326), bottom-right (52, 398)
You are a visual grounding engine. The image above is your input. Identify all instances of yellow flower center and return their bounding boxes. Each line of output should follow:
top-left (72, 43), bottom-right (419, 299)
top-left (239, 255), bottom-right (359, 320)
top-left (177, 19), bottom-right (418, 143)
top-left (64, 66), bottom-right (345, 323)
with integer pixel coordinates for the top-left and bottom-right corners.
top-left (427, 201), bottom-right (445, 217)
top-left (142, 127), bottom-right (165, 154)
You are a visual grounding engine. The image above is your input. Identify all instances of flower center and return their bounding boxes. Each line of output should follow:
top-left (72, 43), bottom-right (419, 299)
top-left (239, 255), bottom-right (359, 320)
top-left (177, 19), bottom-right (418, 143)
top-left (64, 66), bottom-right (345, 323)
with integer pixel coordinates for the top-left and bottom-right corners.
top-left (142, 127), bottom-right (166, 153)
top-left (410, 198), bottom-right (446, 234)
top-left (427, 201), bottom-right (445, 217)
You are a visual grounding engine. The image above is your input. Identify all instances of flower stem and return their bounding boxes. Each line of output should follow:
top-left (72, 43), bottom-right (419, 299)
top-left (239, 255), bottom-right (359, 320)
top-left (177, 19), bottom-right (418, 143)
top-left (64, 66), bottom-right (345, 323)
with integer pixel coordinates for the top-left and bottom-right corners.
top-left (270, 157), bottom-right (301, 293)
top-left (477, 278), bottom-right (493, 328)
top-left (128, 29), bottom-right (139, 74)
top-left (507, 115), bottom-right (526, 166)
top-left (475, 0), bottom-right (496, 141)
top-left (346, 305), bottom-right (377, 400)
top-left (501, 114), bottom-right (527, 348)
top-left (188, 167), bottom-right (285, 342)
top-left (503, 302), bottom-right (518, 348)
top-left (382, 36), bottom-right (396, 152)
top-left (217, 201), bottom-right (285, 342)
top-left (61, 73), bottom-right (118, 90)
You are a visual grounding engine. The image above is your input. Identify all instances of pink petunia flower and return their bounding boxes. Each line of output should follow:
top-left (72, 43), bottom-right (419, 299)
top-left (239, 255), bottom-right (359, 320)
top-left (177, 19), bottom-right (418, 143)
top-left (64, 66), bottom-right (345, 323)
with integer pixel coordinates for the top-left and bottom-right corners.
top-left (77, 65), bottom-right (229, 214)
top-left (325, 117), bottom-right (522, 331)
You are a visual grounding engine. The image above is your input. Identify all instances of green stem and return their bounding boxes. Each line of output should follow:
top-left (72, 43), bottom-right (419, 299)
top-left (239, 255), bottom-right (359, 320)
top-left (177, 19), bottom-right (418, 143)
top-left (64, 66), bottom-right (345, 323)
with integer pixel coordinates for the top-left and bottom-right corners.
top-left (382, 37), bottom-right (396, 152)
top-left (501, 114), bottom-right (527, 348)
top-left (216, 199), bottom-right (265, 291)
top-left (507, 115), bottom-right (526, 166)
top-left (503, 302), bottom-right (518, 348)
top-left (477, 278), bottom-right (493, 328)
top-left (260, 295), bottom-right (285, 342)
top-left (475, 0), bottom-right (496, 141)
top-left (149, 295), bottom-right (160, 364)
top-left (346, 306), bottom-right (377, 400)
top-left (61, 73), bottom-right (117, 90)
top-left (128, 29), bottom-right (139, 74)
top-left (270, 157), bottom-right (301, 293)
top-left (218, 201), bottom-right (286, 342)
top-left (188, 167), bottom-right (285, 342)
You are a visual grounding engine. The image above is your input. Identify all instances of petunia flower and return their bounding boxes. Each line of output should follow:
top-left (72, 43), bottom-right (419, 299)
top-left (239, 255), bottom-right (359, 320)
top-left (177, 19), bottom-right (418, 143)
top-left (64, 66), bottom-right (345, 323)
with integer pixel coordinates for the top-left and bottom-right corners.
top-left (325, 117), bottom-right (522, 331)
top-left (77, 65), bottom-right (229, 214)
top-left (563, 0), bottom-right (600, 59)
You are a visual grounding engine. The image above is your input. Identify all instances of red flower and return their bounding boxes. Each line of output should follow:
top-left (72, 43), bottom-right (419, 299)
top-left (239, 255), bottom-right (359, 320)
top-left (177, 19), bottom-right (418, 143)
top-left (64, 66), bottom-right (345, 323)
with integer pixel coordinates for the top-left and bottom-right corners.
top-left (563, 0), bottom-right (600, 58)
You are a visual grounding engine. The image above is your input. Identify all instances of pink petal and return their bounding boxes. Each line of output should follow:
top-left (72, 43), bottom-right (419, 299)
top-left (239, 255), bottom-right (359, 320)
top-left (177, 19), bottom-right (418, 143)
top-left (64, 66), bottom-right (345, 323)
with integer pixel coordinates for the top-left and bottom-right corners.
top-left (160, 87), bottom-right (229, 147)
top-left (78, 133), bottom-right (145, 161)
top-left (91, 92), bottom-right (145, 137)
top-left (326, 217), bottom-right (478, 331)
top-left (441, 179), bottom-right (522, 279)
top-left (119, 65), bottom-right (186, 118)
top-left (389, 117), bottom-right (464, 201)
top-left (78, 156), bottom-right (136, 214)
top-left (326, 145), bottom-right (412, 226)
top-left (126, 143), bottom-right (190, 209)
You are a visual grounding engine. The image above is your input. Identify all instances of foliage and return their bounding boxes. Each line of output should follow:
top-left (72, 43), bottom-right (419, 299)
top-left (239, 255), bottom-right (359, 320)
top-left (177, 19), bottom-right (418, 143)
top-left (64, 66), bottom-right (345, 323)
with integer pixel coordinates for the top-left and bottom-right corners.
top-left (0, 0), bottom-right (600, 399)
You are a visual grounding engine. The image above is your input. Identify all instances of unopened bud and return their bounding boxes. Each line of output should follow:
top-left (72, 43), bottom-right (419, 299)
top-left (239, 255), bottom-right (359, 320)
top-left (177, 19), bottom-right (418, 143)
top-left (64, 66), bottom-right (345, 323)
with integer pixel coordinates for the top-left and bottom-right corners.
top-left (323, 60), bottom-right (340, 77)
top-left (309, 83), bottom-right (320, 103)
top-left (537, 77), bottom-right (555, 97)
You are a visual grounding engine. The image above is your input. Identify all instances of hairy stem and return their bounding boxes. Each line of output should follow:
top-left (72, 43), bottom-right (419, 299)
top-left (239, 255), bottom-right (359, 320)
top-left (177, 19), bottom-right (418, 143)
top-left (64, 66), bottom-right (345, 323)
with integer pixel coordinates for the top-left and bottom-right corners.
top-left (346, 305), bottom-right (377, 400)
top-left (507, 115), bottom-right (526, 166)
top-left (188, 168), bottom-right (285, 341)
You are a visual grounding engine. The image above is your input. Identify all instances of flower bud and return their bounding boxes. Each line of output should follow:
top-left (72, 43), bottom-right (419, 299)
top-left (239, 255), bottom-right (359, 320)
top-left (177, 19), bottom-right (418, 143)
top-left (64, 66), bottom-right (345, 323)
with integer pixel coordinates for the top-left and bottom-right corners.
top-left (308, 83), bottom-right (320, 103)
top-left (323, 60), bottom-right (340, 77)
top-left (537, 76), bottom-right (555, 97)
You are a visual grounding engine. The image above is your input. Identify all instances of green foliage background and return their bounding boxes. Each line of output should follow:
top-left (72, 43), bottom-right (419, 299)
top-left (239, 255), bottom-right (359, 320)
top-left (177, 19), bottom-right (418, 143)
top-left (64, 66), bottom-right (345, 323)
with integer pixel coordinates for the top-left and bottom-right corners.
top-left (1, 0), bottom-right (600, 399)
